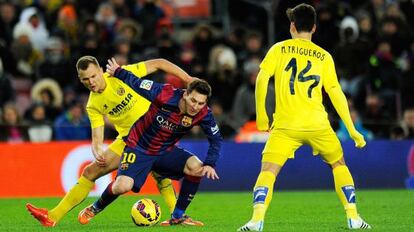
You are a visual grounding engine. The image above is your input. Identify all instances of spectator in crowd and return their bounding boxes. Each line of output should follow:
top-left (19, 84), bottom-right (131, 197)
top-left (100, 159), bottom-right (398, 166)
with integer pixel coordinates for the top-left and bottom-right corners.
top-left (0, 103), bottom-right (28, 142)
top-left (25, 103), bottom-right (52, 142)
top-left (191, 24), bottom-right (217, 68)
top-left (231, 57), bottom-right (274, 130)
top-left (31, 79), bottom-right (63, 120)
top-left (208, 45), bottom-right (242, 112)
top-left (53, 3), bottom-right (79, 46)
top-left (54, 99), bottom-right (90, 141)
top-left (0, 1), bottom-right (18, 47)
top-left (0, 58), bottom-right (15, 109)
top-left (401, 107), bottom-right (414, 138)
top-left (361, 93), bottom-right (390, 138)
top-left (95, 2), bottom-right (119, 45)
top-left (337, 108), bottom-right (374, 141)
top-left (239, 32), bottom-right (266, 65)
top-left (36, 37), bottom-right (75, 88)
top-left (11, 24), bottom-right (42, 78)
top-left (132, 0), bottom-right (166, 47)
top-left (13, 7), bottom-right (49, 52)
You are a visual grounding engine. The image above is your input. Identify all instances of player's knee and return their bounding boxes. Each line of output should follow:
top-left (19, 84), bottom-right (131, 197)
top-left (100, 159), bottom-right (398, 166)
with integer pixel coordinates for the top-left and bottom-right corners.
top-left (330, 158), bottom-right (346, 169)
top-left (184, 156), bottom-right (203, 174)
top-left (81, 163), bottom-right (101, 181)
top-left (112, 176), bottom-right (133, 194)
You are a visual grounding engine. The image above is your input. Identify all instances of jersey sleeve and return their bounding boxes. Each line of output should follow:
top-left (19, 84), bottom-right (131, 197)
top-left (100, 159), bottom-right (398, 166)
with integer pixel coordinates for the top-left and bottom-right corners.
top-left (122, 62), bottom-right (147, 78)
top-left (114, 68), bottom-right (165, 102)
top-left (86, 96), bottom-right (104, 129)
top-left (199, 109), bottom-right (223, 167)
top-left (322, 54), bottom-right (341, 91)
top-left (259, 44), bottom-right (278, 76)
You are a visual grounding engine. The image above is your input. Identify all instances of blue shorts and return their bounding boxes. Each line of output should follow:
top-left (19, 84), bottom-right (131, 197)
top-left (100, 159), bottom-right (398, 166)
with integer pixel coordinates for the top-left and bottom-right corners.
top-left (118, 146), bottom-right (194, 192)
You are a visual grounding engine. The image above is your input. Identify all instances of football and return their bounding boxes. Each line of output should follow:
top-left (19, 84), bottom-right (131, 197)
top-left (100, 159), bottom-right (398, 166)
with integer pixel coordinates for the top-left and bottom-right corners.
top-left (131, 198), bottom-right (161, 226)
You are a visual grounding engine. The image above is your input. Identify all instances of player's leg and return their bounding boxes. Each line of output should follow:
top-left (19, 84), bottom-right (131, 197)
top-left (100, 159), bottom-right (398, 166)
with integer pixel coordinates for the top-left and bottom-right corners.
top-left (151, 171), bottom-right (177, 214)
top-left (78, 148), bottom-right (156, 225)
top-left (151, 147), bottom-right (204, 226)
top-left (26, 142), bottom-right (121, 227)
top-left (311, 128), bottom-right (371, 229)
top-left (238, 129), bottom-right (301, 231)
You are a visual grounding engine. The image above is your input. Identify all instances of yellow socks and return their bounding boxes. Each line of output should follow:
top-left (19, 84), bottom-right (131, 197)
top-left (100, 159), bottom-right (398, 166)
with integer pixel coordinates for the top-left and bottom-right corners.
top-left (251, 171), bottom-right (276, 222)
top-left (332, 165), bottom-right (358, 219)
top-left (152, 172), bottom-right (177, 214)
top-left (49, 176), bottom-right (94, 222)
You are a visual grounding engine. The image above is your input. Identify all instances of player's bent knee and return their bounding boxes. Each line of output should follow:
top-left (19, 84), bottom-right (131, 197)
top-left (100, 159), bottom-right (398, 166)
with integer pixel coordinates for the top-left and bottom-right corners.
top-left (112, 176), bottom-right (134, 195)
top-left (330, 157), bottom-right (346, 169)
top-left (184, 156), bottom-right (203, 174)
top-left (81, 162), bottom-right (103, 181)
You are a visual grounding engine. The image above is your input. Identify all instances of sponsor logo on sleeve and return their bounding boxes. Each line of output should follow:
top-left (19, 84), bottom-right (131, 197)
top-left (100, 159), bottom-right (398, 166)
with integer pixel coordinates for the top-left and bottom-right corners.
top-left (140, 80), bottom-right (153, 90)
top-left (211, 124), bottom-right (219, 135)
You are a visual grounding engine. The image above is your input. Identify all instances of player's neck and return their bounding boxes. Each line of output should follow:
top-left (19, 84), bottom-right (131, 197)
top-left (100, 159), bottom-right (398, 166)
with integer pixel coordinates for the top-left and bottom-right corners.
top-left (97, 78), bottom-right (107, 93)
top-left (292, 32), bottom-right (312, 40)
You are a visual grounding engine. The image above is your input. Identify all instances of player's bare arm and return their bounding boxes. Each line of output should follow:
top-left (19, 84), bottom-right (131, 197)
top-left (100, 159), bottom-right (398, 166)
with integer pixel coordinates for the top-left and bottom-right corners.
top-left (91, 126), bottom-right (106, 166)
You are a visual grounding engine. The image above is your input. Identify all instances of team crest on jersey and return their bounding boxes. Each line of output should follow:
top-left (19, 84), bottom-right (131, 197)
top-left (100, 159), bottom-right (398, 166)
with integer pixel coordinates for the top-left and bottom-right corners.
top-left (120, 163), bottom-right (129, 170)
top-left (181, 116), bottom-right (193, 127)
top-left (117, 87), bottom-right (125, 96)
top-left (140, 80), bottom-right (153, 90)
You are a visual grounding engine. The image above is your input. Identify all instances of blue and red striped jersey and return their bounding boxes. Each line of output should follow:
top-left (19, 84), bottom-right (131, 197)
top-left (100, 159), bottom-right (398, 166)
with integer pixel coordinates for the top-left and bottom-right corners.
top-left (114, 68), bottom-right (223, 167)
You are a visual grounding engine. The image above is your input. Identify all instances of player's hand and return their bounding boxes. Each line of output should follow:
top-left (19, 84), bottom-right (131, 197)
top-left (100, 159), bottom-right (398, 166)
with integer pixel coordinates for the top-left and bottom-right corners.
top-left (106, 57), bottom-right (120, 76)
top-left (350, 130), bottom-right (366, 148)
top-left (201, 165), bottom-right (219, 180)
top-left (92, 147), bottom-right (107, 167)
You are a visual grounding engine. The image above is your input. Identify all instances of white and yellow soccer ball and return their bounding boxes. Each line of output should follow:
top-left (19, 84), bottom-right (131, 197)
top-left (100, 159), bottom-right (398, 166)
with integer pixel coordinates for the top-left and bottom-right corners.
top-left (131, 199), bottom-right (161, 226)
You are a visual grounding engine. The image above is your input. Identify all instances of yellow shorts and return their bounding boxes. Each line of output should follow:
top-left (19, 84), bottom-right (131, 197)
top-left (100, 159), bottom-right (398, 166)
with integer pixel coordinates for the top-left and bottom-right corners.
top-left (108, 137), bottom-right (126, 156)
top-left (262, 128), bottom-right (343, 166)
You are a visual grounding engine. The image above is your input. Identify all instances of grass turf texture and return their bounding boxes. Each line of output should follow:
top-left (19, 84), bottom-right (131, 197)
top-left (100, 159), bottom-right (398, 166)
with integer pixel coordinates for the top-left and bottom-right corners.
top-left (0, 190), bottom-right (412, 231)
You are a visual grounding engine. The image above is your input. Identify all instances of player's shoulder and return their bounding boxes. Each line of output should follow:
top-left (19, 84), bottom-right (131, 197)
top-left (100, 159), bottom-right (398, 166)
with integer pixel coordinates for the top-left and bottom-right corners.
top-left (309, 41), bottom-right (333, 60)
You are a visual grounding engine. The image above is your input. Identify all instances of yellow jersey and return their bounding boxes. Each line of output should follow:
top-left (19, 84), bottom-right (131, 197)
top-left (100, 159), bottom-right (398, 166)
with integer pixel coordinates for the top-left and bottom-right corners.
top-left (257, 38), bottom-right (340, 131)
top-left (86, 62), bottom-right (151, 137)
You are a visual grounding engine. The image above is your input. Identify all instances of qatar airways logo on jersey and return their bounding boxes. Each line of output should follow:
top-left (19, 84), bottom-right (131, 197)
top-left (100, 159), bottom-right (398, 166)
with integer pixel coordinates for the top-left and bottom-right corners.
top-left (108, 93), bottom-right (136, 116)
top-left (156, 115), bottom-right (179, 131)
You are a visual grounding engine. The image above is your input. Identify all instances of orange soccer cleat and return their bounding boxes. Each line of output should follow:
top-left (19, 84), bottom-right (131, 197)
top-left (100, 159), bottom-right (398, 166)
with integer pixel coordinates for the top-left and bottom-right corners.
top-left (160, 215), bottom-right (204, 226)
top-left (26, 203), bottom-right (56, 227)
top-left (78, 205), bottom-right (98, 225)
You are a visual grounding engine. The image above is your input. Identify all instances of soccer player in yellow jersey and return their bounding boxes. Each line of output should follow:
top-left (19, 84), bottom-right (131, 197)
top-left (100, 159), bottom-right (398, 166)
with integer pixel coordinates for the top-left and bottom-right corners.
top-left (238, 4), bottom-right (371, 231)
top-left (26, 56), bottom-right (194, 227)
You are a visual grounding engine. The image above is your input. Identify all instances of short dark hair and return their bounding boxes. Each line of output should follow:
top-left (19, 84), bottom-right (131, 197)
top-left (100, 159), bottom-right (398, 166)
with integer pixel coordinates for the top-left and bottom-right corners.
top-left (286, 3), bottom-right (316, 33)
top-left (187, 79), bottom-right (212, 98)
top-left (76, 56), bottom-right (100, 72)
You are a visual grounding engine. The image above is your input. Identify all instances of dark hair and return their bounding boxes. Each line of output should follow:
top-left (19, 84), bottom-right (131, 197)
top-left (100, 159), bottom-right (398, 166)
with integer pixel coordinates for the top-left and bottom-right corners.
top-left (76, 56), bottom-right (100, 72)
top-left (286, 3), bottom-right (316, 33)
top-left (187, 79), bottom-right (212, 98)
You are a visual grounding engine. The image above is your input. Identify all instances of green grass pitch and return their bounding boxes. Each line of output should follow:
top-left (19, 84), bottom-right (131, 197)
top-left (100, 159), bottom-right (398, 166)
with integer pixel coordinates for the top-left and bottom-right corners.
top-left (0, 190), bottom-right (413, 231)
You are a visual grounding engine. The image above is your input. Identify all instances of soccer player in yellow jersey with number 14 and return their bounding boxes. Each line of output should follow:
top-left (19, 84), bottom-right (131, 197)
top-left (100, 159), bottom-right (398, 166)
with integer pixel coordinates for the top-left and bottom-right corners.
top-left (238, 4), bottom-right (371, 231)
top-left (27, 56), bottom-right (195, 227)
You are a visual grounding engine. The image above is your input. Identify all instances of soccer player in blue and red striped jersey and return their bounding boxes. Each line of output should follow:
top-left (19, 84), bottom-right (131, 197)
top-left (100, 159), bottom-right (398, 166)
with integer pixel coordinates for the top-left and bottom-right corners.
top-left (78, 58), bottom-right (223, 226)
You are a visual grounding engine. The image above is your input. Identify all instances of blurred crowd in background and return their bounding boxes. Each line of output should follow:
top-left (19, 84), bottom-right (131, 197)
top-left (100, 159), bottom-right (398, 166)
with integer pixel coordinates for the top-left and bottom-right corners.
top-left (0, 0), bottom-right (413, 143)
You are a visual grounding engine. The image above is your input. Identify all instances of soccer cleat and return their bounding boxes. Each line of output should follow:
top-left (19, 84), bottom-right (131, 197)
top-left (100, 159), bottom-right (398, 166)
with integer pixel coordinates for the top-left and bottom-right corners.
top-left (26, 203), bottom-right (56, 227)
top-left (78, 205), bottom-right (98, 225)
top-left (237, 220), bottom-right (264, 231)
top-left (181, 215), bottom-right (204, 226)
top-left (348, 216), bottom-right (372, 229)
top-left (160, 215), bottom-right (204, 226)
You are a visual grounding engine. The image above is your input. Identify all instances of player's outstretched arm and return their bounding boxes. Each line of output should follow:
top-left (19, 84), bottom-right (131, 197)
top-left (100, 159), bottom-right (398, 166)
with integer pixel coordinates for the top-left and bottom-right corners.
top-left (255, 69), bottom-right (272, 131)
top-left (144, 59), bottom-right (193, 84)
top-left (326, 86), bottom-right (366, 148)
